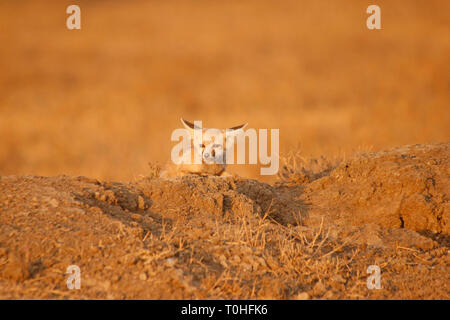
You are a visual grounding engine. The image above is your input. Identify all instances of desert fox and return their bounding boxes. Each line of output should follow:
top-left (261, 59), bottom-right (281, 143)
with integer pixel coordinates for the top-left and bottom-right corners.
top-left (161, 118), bottom-right (247, 178)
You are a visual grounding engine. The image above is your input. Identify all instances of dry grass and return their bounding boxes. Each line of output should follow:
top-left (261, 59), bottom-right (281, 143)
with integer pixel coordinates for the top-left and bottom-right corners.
top-left (0, 166), bottom-right (448, 299)
top-left (131, 202), bottom-right (362, 299)
top-left (278, 150), bottom-right (344, 184)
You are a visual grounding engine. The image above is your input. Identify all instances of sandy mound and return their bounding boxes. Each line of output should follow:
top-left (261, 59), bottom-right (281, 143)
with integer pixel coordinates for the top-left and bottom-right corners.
top-left (0, 143), bottom-right (448, 299)
top-left (302, 143), bottom-right (449, 233)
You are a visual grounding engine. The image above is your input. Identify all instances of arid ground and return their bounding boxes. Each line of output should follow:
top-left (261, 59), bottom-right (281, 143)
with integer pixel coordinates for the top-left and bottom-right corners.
top-left (0, 0), bottom-right (449, 299)
top-left (0, 142), bottom-right (449, 299)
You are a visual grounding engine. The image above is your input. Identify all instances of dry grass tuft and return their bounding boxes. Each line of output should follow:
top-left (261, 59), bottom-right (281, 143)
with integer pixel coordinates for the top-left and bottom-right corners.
top-left (147, 162), bottom-right (162, 179)
top-left (278, 150), bottom-right (343, 184)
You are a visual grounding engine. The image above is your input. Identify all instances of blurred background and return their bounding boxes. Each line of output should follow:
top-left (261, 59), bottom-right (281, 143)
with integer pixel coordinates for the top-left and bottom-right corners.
top-left (0, 0), bottom-right (448, 182)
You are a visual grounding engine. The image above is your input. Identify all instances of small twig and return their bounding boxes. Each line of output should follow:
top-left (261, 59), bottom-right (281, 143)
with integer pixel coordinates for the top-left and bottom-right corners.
top-left (396, 245), bottom-right (419, 253)
top-left (413, 253), bottom-right (431, 264)
top-left (309, 217), bottom-right (324, 249)
top-left (261, 198), bottom-right (274, 221)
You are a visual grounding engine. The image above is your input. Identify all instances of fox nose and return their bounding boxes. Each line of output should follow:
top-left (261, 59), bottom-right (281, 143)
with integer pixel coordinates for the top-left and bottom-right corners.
top-left (211, 149), bottom-right (216, 157)
top-left (204, 153), bottom-right (209, 158)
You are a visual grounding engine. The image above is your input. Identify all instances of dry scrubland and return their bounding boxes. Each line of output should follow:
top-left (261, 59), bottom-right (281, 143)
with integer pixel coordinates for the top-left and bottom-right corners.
top-left (0, 0), bottom-right (449, 299)
top-left (0, 143), bottom-right (449, 299)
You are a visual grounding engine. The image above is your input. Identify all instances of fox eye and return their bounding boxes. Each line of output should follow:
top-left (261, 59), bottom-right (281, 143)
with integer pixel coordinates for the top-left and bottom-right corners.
top-left (199, 144), bottom-right (205, 148)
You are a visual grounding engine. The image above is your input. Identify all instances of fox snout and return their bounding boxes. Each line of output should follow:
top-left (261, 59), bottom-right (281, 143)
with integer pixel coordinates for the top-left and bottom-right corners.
top-left (202, 143), bottom-right (225, 164)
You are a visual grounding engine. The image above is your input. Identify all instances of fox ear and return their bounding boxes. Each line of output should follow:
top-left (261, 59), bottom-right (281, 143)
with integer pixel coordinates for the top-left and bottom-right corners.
top-left (181, 118), bottom-right (196, 130)
top-left (181, 118), bottom-right (203, 139)
top-left (228, 123), bottom-right (248, 131)
top-left (181, 118), bottom-right (202, 131)
top-left (226, 122), bottom-right (247, 138)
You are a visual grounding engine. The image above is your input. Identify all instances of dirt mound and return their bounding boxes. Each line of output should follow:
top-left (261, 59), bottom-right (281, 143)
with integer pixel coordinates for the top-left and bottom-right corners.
top-left (0, 143), bottom-right (448, 299)
top-left (136, 175), bottom-right (306, 226)
top-left (301, 143), bottom-right (449, 235)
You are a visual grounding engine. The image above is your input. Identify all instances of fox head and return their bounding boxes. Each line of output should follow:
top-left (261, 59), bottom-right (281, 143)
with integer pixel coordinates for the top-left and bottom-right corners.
top-left (180, 118), bottom-right (247, 165)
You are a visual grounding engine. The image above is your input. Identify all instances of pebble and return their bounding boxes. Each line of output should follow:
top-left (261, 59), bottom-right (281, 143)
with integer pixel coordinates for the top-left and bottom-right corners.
top-left (294, 292), bottom-right (310, 300)
top-left (313, 281), bottom-right (326, 295)
top-left (139, 273), bottom-right (147, 281)
top-left (131, 214), bottom-right (142, 221)
top-left (49, 199), bottom-right (59, 208)
top-left (138, 196), bottom-right (146, 210)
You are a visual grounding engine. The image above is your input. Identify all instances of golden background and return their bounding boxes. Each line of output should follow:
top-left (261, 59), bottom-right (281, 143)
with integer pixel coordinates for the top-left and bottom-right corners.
top-left (0, 0), bottom-right (448, 181)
